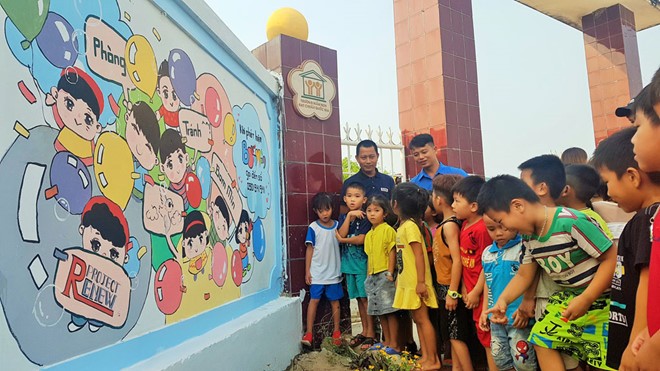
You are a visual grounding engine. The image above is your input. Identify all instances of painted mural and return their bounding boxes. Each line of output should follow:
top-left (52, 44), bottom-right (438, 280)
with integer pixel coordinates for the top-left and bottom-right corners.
top-left (0, 0), bottom-right (280, 367)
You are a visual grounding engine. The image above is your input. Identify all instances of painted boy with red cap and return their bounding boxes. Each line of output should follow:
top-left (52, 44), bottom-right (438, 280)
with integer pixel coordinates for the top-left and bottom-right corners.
top-left (45, 67), bottom-right (104, 166)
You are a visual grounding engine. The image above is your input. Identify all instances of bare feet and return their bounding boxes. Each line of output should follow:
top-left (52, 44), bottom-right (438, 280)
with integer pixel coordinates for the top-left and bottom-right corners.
top-left (421, 358), bottom-right (441, 371)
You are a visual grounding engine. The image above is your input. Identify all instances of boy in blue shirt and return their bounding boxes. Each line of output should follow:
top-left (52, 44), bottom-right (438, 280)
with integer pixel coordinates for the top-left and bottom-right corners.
top-left (479, 214), bottom-right (537, 371)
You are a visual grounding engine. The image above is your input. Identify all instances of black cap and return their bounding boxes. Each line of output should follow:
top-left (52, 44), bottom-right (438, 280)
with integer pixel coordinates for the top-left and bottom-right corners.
top-left (615, 85), bottom-right (648, 118)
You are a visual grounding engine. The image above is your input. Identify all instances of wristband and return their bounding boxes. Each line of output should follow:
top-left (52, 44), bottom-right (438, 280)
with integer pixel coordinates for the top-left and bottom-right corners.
top-left (447, 290), bottom-right (462, 299)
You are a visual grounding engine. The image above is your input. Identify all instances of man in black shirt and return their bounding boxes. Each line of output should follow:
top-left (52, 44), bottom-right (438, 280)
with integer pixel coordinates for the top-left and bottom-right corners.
top-left (341, 140), bottom-right (395, 202)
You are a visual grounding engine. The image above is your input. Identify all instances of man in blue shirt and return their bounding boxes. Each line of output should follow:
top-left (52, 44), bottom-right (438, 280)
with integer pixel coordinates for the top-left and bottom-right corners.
top-left (409, 134), bottom-right (467, 190)
top-left (341, 140), bottom-right (395, 200)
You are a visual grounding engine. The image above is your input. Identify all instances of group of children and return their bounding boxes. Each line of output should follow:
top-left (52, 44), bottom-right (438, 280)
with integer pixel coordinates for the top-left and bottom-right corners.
top-left (303, 68), bottom-right (660, 371)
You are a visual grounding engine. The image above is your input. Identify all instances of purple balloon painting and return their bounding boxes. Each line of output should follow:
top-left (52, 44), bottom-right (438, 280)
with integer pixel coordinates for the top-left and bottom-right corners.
top-left (49, 152), bottom-right (92, 215)
top-left (36, 12), bottom-right (78, 69)
top-left (168, 49), bottom-right (196, 106)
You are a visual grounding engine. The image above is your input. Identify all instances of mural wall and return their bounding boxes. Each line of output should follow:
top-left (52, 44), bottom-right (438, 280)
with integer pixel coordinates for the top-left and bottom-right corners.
top-left (0, 0), bottom-right (282, 367)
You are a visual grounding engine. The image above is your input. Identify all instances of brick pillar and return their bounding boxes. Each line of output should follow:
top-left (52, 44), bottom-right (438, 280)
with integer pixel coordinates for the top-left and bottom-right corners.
top-left (253, 35), bottom-right (350, 348)
top-left (582, 4), bottom-right (643, 145)
top-left (394, 0), bottom-right (484, 178)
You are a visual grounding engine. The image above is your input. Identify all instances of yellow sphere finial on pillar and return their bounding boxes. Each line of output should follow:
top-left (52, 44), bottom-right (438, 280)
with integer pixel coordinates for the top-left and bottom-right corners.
top-left (266, 8), bottom-right (308, 41)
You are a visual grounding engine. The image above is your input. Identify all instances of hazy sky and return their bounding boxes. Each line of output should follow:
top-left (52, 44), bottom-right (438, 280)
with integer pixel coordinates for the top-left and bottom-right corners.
top-left (205, 0), bottom-right (660, 177)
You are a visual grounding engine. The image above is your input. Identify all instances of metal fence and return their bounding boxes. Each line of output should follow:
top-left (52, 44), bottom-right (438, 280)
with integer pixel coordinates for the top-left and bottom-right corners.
top-left (340, 122), bottom-right (406, 182)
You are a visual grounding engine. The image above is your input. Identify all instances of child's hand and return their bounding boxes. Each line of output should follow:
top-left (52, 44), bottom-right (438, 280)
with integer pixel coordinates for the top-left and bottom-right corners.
top-left (516, 297), bottom-right (536, 320)
top-left (463, 289), bottom-right (480, 309)
top-left (631, 327), bottom-right (650, 356)
top-left (561, 294), bottom-right (590, 321)
top-left (347, 210), bottom-right (365, 220)
top-left (335, 231), bottom-right (345, 243)
top-left (305, 271), bottom-right (312, 286)
top-left (619, 345), bottom-right (638, 371)
top-left (485, 299), bottom-right (509, 325)
top-left (416, 282), bottom-right (429, 300)
top-left (385, 272), bottom-right (395, 282)
top-left (511, 309), bottom-right (529, 329)
top-left (445, 296), bottom-right (458, 311)
top-left (478, 311), bottom-right (490, 332)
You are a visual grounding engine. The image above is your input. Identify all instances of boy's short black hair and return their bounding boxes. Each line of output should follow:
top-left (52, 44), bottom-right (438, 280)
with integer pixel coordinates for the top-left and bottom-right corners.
top-left (451, 175), bottom-right (485, 203)
top-left (132, 101), bottom-right (160, 155)
top-left (82, 202), bottom-right (127, 247)
top-left (57, 71), bottom-right (101, 120)
top-left (213, 195), bottom-right (230, 228)
top-left (518, 154), bottom-right (566, 200)
top-left (159, 129), bottom-right (186, 163)
top-left (311, 192), bottom-right (333, 211)
top-left (477, 175), bottom-right (541, 214)
top-left (565, 164), bottom-right (601, 204)
top-left (591, 127), bottom-right (638, 178)
top-left (356, 140), bottom-right (379, 156)
top-left (408, 133), bottom-right (434, 150)
top-left (345, 181), bottom-right (366, 195)
top-left (633, 80), bottom-right (660, 126)
top-left (158, 60), bottom-right (169, 83)
top-left (432, 174), bottom-right (463, 204)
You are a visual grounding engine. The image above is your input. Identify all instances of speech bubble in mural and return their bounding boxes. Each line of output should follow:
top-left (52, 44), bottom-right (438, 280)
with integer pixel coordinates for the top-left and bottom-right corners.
top-left (210, 152), bottom-right (242, 227)
top-left (179, 108), bottom-right (213, 153)
top-left (84, 16), bottom-right (132, 88)
top-left (142, 182), bottom-right (184, 236)
top-left (231, 104), bottom-right (270, 219)
top-left (53, 247), bottom-right (131, 328)
top-left (0, 126), bottom-right (152, 365)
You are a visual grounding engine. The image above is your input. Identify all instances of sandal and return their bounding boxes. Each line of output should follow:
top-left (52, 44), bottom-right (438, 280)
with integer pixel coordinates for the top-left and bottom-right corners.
top-left (348, 333), bottom-right (367, 347)
top-left (359, 337), bottom-right (376, 351)
top-left (367, 342), bottom-right (385, 351)
top-left (384, 347), bottom-right (401, 355)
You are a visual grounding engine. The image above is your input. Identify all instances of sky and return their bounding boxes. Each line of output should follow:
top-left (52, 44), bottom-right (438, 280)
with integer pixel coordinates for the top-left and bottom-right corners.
top-left (205, 0), bottom-right (660, 177)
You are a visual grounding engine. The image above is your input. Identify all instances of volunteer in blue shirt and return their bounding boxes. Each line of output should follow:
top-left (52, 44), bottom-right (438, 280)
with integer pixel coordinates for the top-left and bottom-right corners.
top-left (409, 134), bottom-right (467, 190)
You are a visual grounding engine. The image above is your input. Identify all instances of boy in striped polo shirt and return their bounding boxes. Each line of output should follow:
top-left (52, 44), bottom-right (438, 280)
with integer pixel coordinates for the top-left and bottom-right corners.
top-left (478, 175), bottom-right (617, 371)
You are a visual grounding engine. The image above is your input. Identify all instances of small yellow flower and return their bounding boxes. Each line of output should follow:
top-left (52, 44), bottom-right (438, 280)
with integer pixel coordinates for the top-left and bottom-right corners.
top-left (369, 366), bottom-right (375, 370)
top-left (414, 355), bottom-right (420, 359)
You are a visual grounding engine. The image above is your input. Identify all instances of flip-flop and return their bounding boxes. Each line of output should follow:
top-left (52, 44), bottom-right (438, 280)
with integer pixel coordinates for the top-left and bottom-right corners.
top-left (348, 333), bottom-right (367, 347)
top-left (384, 347), bottom-right (401, 355)
top-left (367, 342), bottom-right (385, 351)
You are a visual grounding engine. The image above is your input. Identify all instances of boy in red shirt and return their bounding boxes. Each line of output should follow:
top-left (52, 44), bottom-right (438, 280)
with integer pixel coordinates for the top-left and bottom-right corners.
top-left (451, 176), bottom-right (495, 370)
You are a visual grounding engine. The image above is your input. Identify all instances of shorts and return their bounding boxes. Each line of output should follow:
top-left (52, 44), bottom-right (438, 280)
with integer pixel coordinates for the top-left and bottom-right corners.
top-left (528, 291), bottom-right (612, 370)
top-left (434, 283), bottom-right (472, 343)
top-left (475, 321), bottom-right (491, 348)
top-left (491, 323), bottom-right (537, 371)
top-left (345, 273), bottom-right (367, 299)
top-left (365, 271), bottom-right (397, 316)
top-left (310, 283), bottom-right (344, 301)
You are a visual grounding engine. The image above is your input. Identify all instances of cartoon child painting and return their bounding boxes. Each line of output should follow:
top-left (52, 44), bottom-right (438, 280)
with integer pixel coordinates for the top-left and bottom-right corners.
top-left (236, 210), bottom-right (252, 277)
top-left (165, 210), bottom-right (212, 281)
top-left (159, 129), bottom-right (191, 210)
top-left (68, 196), bottom-right (131, 333)
top-left (124, 100), bottom-right (161, 197)
top-left (208, 195), bottom-right (231, 246)
top-left (155, 61), bottom-right (180, 128)
top-left (46, 67), bottom-right (103, 166)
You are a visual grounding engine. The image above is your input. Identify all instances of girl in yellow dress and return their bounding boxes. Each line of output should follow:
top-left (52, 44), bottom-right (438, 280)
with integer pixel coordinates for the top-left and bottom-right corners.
top-left (392, 182), bottom-right (440, 371)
